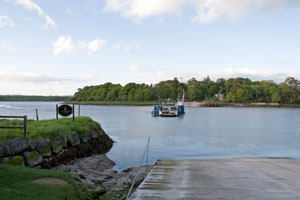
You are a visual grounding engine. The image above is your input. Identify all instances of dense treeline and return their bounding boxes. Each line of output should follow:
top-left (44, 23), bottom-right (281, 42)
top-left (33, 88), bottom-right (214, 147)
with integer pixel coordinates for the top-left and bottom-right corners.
top-left (0, 95), bottom-right (71, 101)
top-left (72, 77), bottom-right (300, 104)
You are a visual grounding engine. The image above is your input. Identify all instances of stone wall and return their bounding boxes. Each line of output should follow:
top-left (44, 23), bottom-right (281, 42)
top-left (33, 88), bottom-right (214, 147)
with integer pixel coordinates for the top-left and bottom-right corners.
top-left (0, 129), bottom-right (113, 168)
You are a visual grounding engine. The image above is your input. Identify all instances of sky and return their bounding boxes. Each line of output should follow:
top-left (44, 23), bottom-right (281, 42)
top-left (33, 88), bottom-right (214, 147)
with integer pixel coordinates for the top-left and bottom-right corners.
top-left (0, 0), bottom-right (300, 95)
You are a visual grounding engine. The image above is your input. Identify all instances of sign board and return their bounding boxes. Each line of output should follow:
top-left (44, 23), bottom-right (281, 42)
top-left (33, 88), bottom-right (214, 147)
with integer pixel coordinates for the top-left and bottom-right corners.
top-left (58, 104), bottom-right (73, 117)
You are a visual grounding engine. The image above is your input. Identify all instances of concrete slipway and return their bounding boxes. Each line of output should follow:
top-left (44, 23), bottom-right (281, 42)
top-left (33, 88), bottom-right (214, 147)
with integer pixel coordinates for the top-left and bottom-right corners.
top-left (129, 158), bottom-right (300, 200)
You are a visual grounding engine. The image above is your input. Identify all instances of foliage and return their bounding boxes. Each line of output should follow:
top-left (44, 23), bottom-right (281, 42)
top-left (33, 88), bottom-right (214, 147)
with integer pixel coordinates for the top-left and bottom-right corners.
top-left (71, 77), bottom-right (300, 105)
top-left (3, 156), bottom-right (24, 166)
top-left (0, 164), bottom-right (91, 200)
top-left (0, 95), bottom-right (71, 101)
top-left (66, 101), bottom-right (162, 106)
top-left (0, 117), bottom-right (100, 142)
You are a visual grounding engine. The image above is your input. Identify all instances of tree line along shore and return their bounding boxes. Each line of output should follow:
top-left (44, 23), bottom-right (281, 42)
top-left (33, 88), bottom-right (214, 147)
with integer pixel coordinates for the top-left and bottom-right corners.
top-left (71, 77), bottom-right (300, 105)
top-left (1, 77), bottom-right (300, 105)
top-left (0, 95), bottom-right (70, 101)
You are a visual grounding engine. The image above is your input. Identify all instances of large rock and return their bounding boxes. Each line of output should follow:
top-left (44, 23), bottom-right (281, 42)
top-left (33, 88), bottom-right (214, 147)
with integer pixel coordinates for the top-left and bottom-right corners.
top-left (89, 133), bottom-right (114, 154)
top-left (36, 140), bottom-right (52, 157)
top-left (89, 132), bottom-right (99, 138)
top-left (28, 139), bottom-right (37, 151)
top-left (3, 156), bottom-right (25, 166)
top-left (98, 129), bottom-right (105, 136)
top-left (55, 154), bottom-right (116, 185)
top-left (56, 136), bottom-right (67, 148)
top-left (46, 147), bottom-right (78, 168)
top-left (42, 131), bottom-right (113, 168)
top-left (67, 134), bottom-right (80, 146)
top-left (23, 151), bottom-right (42, 167)
top-left (79, 134), bottom-right (92, 143)
top-left (3, 138), bottom-right (29, 156)
top-left (51, 140), bottom-right (63, 154)
top-left (76, 143), bottom-right (92, 158)
top-left (55, 154), bottom-right (152, 197)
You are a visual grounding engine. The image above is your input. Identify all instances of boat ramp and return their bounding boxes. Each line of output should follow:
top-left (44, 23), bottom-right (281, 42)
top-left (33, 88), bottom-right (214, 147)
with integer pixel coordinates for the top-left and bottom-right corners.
top-left (130, 158), bottom-right (300, 200)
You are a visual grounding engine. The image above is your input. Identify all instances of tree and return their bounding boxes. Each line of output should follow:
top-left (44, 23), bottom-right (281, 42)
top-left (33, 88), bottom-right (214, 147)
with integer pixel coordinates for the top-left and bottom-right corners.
top-left (71, 76), bottom-right (300, 105)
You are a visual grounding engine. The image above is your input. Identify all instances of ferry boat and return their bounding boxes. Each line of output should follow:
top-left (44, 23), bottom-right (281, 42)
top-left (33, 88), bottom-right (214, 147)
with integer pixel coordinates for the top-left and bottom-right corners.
top-left (152, 93), bottom-right (185, 117)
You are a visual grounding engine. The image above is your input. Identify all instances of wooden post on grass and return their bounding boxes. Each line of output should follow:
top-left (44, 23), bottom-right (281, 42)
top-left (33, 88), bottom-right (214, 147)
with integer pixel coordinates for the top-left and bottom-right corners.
top-left (72, 104), bottom-right (75, 122)
top-left (35, 109), bottom-right (39, 121)
top-left (24, 115), bottom-right (27, 137)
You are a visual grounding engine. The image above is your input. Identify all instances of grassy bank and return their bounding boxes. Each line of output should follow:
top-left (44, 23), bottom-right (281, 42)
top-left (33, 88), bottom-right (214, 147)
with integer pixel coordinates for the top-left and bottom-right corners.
top-left (0, 164), bottom-right (90, 200)
top-left (0, 117), bottom-right (100, 143)
top-left (66, 100), bottom-right (162, 106)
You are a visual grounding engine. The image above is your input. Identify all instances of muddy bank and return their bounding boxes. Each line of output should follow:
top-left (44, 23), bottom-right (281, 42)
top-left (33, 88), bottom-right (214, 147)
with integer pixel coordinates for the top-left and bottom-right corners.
top-left (55, 154), bottom-right (152, 199)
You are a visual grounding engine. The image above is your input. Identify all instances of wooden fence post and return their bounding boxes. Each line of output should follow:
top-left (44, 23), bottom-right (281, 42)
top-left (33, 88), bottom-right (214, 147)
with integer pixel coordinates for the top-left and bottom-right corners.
top-left (56, 104), bottom-right (58, 120)
top-left (72, 104), bottom-right (75, 122)
top-left (24, 115), bottom-right (27, 138)
top-left (35, 109), bottom-right (39, 121)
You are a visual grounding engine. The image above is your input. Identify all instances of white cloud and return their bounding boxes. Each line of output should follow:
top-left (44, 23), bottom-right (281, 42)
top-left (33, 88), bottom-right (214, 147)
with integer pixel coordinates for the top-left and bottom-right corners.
top-left (142, 67), bottom-right (300, 84)
top-left (113, 43), bottom-right (121, 50)
top-left (1, 44), bottom-right (16, 52)
top-left (0, 65), bottom-right (96, 95)
top-left (66, 7), bottom-right (74, 15)
top-left (128, 63), bottom-right (141, 72)
top-left (0, 65), bottom-right (16, 71)
top-left (87, 39), bottom-right (107, 55)
top-left (206, 67), bottom-right (300, 82)
top-left (0, 16), bottom-right (15, 28)
top-left (125, 43), bottom-right (142, 52)
top-left (53, 36), bottom-right (75, 55)
top-left (53, 36), bottom-right (107, 55)
top-left (105, 0), bottom-right (300, 23)
top-left (113, 43), bottom-right (142, 52)
top-left (0, 71), bottom-right (95, 83)
top-left (12, 0), bottom-right (56, 28)
top-left (159, 16), bottom-right (165, 23)
top-left (142, 69), bottom-right (188, 84)
top-left (43, 15), bottom-right (56, 29)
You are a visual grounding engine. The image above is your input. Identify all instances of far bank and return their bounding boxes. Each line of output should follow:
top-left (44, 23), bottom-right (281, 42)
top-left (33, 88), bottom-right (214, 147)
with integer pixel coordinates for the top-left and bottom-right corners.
top-left (65, 100), bottom-right (300, 108)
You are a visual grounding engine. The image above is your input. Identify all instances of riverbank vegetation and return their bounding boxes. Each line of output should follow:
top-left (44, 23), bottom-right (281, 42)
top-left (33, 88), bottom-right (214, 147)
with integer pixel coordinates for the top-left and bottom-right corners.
top-left (66, 100), bottom-right (162, 106)
top-left (0, 164), bottom-right (91, 200)
top-left (71, 77), bottom-right (300, 105)
top-left (0, 95), bottom-right (70, 101)
top-left (0, 117), bottom-right (100, 143)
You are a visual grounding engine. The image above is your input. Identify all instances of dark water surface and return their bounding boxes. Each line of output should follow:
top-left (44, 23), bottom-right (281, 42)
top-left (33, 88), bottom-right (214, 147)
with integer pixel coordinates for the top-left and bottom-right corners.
top-left (1, 101), bottom-right (300, 170)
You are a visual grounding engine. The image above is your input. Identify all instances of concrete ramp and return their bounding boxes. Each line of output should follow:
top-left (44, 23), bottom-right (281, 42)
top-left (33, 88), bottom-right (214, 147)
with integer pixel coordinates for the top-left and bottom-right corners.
top-left (130, 158), bottom-right (300, 200)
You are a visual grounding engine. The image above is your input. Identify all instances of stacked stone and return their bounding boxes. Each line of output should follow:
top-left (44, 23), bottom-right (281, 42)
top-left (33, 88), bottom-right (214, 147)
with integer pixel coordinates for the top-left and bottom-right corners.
top-left (0, 129), bottom-right (113, 168)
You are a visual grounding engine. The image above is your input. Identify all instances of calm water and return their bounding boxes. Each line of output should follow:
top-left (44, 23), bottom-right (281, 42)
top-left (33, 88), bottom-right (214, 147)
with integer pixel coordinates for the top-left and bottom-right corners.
top-left (1, 101), bottom-right (300, 170)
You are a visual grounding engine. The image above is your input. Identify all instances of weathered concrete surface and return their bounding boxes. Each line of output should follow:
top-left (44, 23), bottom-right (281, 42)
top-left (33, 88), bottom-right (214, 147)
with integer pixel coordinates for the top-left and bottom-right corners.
top-left (130, 158), bottom-right (300, 200)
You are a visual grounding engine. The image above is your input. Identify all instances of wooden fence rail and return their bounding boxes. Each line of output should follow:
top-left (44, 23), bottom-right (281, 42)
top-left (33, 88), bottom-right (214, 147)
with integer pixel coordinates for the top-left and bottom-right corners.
top-left (0, 115), bottom-right (27, 137)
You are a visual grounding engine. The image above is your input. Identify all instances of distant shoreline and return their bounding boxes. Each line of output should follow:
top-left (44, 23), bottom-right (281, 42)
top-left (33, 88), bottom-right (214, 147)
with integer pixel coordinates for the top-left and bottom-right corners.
top-left (65, 101), bottom-right (300, 108)
top-left (1, 99), bottom-right (299, 108)
top-left (0, 95), bottom-right (70, 102)
top-left (64, 101), bottom-right (161, 106)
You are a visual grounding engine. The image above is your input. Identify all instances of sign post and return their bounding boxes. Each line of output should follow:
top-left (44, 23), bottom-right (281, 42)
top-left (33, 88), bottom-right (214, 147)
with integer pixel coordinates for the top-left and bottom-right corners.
top-left (72, 104), bottom-right (75, 122)
top-left (56, 104), bottom-right (74, 122)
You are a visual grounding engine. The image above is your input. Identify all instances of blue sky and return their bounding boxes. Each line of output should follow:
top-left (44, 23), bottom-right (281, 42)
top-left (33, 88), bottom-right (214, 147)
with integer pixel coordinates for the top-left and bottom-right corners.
top-left (1, 0), bottom-right (300, 95)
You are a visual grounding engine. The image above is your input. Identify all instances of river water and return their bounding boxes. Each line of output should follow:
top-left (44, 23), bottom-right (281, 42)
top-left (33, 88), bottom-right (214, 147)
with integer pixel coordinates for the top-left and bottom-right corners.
top-left (1, 101), bottom-right (300, 170)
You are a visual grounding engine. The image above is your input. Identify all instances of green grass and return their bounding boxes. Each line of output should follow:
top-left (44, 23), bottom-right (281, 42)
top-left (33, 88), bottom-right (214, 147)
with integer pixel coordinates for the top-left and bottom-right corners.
top-left (0, 164), bottom-right (91, 200)
top-left (0, 116), bottom-right (100, 143)
top-left (66, 100), bottom-right (162, 106)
